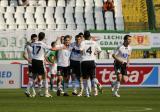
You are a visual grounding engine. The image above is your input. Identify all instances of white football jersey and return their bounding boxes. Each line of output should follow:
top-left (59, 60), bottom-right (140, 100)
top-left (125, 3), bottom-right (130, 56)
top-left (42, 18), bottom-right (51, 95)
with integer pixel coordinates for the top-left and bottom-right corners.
top-left (113, 44), bottom-right (132, 63)
top-left (70, 42), bottom-right (81, 61)
top-left (24, 44), bottom-right (33, 59)
top-left (31, 41), bottom-right (51, 60)
top-left (80, 40), bottom-right (101, 61)
top-left (56, 44), bottom-right (71, 67)
top-left (24, 44), bottom-right (32, 65)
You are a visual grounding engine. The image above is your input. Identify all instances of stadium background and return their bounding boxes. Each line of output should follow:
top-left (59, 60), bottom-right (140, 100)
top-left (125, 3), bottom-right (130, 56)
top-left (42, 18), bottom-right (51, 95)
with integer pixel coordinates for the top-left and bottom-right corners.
top-left (0, 0), bottom-right (160, 112)
top-left (0, 0), bottom-right (160, 88)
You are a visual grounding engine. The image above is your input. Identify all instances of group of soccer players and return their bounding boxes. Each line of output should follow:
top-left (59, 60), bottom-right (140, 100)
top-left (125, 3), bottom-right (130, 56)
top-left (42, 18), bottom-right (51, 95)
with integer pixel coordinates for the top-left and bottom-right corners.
top-left (23, 31), bottom-right (132, 98)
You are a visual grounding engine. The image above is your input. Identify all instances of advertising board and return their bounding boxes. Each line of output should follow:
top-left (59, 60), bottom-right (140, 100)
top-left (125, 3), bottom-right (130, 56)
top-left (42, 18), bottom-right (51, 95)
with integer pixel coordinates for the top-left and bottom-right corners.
top-left (0, 64), bottom-right (20, 88)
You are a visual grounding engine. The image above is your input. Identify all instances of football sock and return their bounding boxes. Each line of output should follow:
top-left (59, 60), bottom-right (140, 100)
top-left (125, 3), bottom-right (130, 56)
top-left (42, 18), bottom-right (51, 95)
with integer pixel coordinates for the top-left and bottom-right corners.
top-left (72, 80), bottom-right (77, 93)
top-left (79, 77), bottom-right (84, 94)
top-left (83, 79), bottom-right (89, 96)
top-left (50, 77), bottom-right (53, 90)
top-left (64, 82), bottom-right (68, 93)
top-left (38, 80), bottom-right (43, 92)
top-left (115, 81), bottom-right (120, 92)
top-left (92, 78), bottom-right (98, 92)
top-left (26, 77), bottom-right (33, 92)
top-left (43, 79), bottom-right (49, 94)
top-left (111, 81), bottom-right (116, 88)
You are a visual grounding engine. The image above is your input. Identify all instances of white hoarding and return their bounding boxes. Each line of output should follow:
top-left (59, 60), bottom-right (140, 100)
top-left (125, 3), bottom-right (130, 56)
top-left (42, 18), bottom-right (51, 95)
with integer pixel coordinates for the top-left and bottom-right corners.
top-left (92, 32), bottom-right (153, 49)
top-left (0, 64), bottom-right (21, 88)
top-left (151, 33), bottom-right (160, 48)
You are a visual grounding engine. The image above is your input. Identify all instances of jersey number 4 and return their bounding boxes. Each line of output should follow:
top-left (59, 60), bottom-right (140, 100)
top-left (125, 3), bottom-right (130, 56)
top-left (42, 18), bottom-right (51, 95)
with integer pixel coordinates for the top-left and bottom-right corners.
top-left (32, 46), bottom-right (41, 55)
top-left (86, 46), bottom-right (92, 54)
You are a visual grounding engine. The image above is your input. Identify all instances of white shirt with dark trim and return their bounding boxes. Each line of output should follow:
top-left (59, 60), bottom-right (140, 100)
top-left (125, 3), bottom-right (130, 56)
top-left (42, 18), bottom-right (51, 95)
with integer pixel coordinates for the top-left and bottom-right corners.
top-left (70, 42), bottom-right (81, 61)
top-left (113, 44), bottom-right (132, 63)
top-left (80, 40), bottom-right (101, 61)
top-left (24, 44), bottom-right (32, 65)
top-left (24, 44), bottom-right (33, 60)
top-left (56, 44), bottom-right (71, 67)
top-left (31, 41), bottom-right (50, 60)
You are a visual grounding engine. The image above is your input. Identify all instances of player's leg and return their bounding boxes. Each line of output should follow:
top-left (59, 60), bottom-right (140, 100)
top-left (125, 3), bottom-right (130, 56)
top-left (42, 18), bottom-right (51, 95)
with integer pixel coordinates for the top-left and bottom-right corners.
top-left (113, 63), bottom-right (127, 97)
top-left (116, 63), bottom-right (128, 97)
top-left (56, 66), bottom-right (64, 96)
top-left (25, 60), bottom-right (37, 97)
top-left (25, 65), bottom-right (33, 97)
top-left (95, 78), bottom-right (103, 94)
top-left (77, 62), bottom-right (84, 96)
top-left (111, 62), bottom-right (118, 91)
top-left (71, 60), bottom-right (81, 95)
top-left (91, 78), bottom-right (98, 96)
top-left (71, 73), bottom-right (77, 95)
top-left (38, 60), bottom-right (52, 97)
top-left (89, 63), bottom-right (98, 96)
top-left (63, 67), bottom-right (70, 96)
top-left (81, 61), bottom-right (93, 97)
top-left (77, 76), bottom-right (84, 96)
top-left (111, 62), bottom-right (121, 97)
top-left (29, 65), bottom-right (36, 97)
top-left (50, 63), bottom-right (57, 92)
top-left (83, 77), bottom-right (90, 97)
top-left (113, 73), bottom-right (121, 97)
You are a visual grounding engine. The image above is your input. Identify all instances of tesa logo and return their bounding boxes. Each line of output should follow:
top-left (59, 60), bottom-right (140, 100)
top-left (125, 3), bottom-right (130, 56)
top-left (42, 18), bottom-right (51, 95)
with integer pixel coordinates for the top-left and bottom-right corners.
top-left (96, 66), bottom-right (153, 85)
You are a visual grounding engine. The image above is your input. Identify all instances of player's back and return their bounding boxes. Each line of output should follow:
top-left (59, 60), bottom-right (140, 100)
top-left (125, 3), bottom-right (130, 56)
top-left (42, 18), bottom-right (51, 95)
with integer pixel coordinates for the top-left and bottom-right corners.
top-left (80, 40), bottom-right (101, 61)
top-left (31, 41), bottom-right (50, 60)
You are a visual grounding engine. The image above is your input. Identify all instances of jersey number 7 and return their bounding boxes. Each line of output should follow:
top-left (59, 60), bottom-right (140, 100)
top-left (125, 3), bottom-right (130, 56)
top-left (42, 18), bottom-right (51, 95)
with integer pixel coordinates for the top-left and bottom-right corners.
top-left (32, 46), bottom-right (41, 55)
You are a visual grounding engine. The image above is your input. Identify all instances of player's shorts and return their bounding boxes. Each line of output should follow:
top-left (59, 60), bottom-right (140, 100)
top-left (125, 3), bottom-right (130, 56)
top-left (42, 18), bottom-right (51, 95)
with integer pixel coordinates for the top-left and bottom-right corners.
top-left (57, 66), bottom-right (70, 77)
top-left (81, 60), bottom-right (96, 79)
top-left (49, 63), bottom-right (57, 75)
top-left (70, 59), bottom-right (81, 79)
top-left (32, 59), bottom-right (46, 78)
top-left (114, 61), bottom-right (127, 76)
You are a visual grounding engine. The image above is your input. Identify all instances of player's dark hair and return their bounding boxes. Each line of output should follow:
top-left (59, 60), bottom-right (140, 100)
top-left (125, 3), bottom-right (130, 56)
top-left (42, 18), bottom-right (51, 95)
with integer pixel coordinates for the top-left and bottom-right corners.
top-left (75, 35), bottom-right (81, 39)
top-left (84, 30), bottom-right (91, 40)
top-left (124, 35), bottom-right (131, 40)
top-left (38, 32), bottom-right (45, 41)
top-left (31, 34), bottom-right (37, 40)
top-left (78, 32), bottom-right (83, 36)
top-left (51, 41), bottom-right (56, 47)
top-left (64, 35), bottom-right (71, 40)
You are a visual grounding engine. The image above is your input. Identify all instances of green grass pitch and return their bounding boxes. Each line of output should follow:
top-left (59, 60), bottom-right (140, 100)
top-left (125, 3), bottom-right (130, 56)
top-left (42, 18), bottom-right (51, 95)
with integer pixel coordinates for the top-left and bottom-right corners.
top-left (0, 88), bottom-right (159, 112)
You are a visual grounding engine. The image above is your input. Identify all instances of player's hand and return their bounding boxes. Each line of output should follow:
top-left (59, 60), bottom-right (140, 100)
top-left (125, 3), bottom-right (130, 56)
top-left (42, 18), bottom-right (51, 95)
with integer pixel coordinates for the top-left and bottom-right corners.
top-left (56, 36), bottom-right (61, 40)
top-left (121, 61), bottom-right (127, 65)
top-left (123, 62), bottom-right (127, 65)
top-left (63, 45), bottom-right (67, 49)
top-left (27, 59), bottom-right (32, 64)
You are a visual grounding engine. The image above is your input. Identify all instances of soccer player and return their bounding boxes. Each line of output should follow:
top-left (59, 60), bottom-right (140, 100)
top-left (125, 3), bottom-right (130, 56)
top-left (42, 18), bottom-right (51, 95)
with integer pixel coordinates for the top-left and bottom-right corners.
top-left (56, 35), bottom-right (72, 96)
top-left (31, 32), bottom-right (53, 97)
top-left (45, 41), bottom-right (58, 92)
top-left (111, 35), bottom-right (132, 97)
top-left (23, 34), bottom-right (38, 97)
top-left (70, 35), bottom-right (83, 96)
top-left (80, 31), bottom-right (101, 97)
